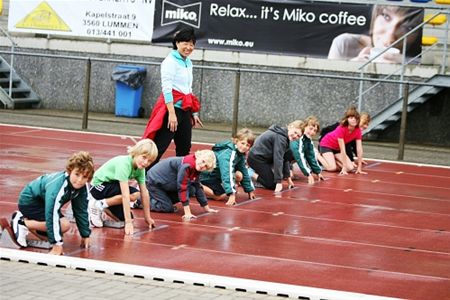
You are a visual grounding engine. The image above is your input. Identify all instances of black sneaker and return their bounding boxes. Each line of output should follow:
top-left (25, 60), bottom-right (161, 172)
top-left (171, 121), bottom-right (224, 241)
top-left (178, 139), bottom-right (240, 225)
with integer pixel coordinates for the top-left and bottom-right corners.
top-left (11, 211), bottom-right (28, 247)
top-left (131, 198), bottom-right (143, 209)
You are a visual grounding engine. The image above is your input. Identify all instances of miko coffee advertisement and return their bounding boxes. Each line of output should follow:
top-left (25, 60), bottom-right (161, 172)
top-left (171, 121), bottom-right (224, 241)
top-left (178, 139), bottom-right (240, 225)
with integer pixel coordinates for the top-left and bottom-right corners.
top-left (152, 0), bottom-right (423, 62)
top-left (8, 0), bottom-right (423, 62)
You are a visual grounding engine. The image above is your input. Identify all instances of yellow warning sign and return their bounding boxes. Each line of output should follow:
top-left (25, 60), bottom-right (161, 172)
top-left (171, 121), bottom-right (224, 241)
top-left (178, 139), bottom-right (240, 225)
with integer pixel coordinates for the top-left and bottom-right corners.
top-left (15, 1), bottom-right (71, 32)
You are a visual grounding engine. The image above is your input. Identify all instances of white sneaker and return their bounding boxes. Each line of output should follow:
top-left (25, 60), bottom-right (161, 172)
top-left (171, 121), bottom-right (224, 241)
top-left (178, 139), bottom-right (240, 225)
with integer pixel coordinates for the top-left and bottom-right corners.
top-left (88, 195), bottom-right (104, 228)
top-left (11, 211), bottom-right (29, 247)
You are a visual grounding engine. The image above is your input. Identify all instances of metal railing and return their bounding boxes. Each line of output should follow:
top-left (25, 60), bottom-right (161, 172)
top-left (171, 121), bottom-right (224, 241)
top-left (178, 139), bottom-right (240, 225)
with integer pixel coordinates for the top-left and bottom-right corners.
top-left (1, 48), bottom-right (448, 133)
top-left (0, 26), bottom-right (16, 98)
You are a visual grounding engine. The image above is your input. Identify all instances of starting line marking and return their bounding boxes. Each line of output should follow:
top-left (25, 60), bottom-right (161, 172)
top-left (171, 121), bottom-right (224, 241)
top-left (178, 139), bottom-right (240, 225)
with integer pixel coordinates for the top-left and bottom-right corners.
top-left (227, 227), bottom-right (240, 232)
top-left (194, 212), bottom-right (211, 219)
top-left (133, 225), bottom-right (169, 237)
top-left (365, 162), bottom-right (382, 169)
top-left (272, 212), bottom-right (284, 216)
top-left (274, 187), bottom-right (300, 198)
top-left (279, 186), bottom-right (300, 193)
top-left (65, 246), bottom-right (98, 256)
top-left (171, 244), bottom-right (187, 250)
top-left (233, 197), bottom-right (262, 207)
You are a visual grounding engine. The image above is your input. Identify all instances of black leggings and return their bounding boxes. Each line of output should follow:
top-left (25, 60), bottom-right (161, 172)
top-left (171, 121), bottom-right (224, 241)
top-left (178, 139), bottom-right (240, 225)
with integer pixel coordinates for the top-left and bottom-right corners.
top-left (150, 107), bottom-right (193, 168)
top-left (247, 154), bottom-right (277, 190)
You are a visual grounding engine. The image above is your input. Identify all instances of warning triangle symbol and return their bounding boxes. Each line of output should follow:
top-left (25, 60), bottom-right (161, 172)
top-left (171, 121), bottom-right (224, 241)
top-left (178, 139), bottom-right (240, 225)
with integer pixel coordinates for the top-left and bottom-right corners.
top-left (15, 1), bottom-right (71, 32)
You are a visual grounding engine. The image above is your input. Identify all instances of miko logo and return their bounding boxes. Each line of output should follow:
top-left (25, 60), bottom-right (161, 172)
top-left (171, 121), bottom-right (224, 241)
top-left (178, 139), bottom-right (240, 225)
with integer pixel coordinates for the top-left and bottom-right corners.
top-left (161, 0), bottom-right (202, 28)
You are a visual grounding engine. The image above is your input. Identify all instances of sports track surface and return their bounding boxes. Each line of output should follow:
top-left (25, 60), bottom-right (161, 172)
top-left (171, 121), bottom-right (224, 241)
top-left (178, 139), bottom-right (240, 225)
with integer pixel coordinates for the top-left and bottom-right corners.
top-left (0, 124), bottom-right (449, 300)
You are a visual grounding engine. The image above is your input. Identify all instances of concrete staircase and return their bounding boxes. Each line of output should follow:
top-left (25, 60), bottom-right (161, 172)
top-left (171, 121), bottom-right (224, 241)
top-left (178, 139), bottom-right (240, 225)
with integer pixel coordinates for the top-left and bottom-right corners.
top-left (0, 56), bottom-right (41, 109)
top-left (365, 74), bottom-right (450, 137)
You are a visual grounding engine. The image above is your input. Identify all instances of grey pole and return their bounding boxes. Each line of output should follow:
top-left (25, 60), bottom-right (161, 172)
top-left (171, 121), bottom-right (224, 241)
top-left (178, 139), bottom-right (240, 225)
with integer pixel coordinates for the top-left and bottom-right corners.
top-left (9, 44), bottom-right (14, 101)
top-left (82, 58), bottom-right (91, 130)
top-left (232, 70), bottom-right (240, 137)
top-left (397, 83), bottom-right (409, 161)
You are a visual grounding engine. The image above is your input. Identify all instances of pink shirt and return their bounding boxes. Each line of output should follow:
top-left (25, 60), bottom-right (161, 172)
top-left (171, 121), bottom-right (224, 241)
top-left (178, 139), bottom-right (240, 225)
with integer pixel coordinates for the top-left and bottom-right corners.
top-left (319, 125), bottom-right (362, 151)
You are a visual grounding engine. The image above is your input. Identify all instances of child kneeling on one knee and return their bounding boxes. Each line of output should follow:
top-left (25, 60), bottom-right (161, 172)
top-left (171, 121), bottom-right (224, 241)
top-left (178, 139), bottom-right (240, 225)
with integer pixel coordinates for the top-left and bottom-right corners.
top-left (89, 139), bottom-right (158, 235)
top-left (11, 151), bottom-right (95, 255)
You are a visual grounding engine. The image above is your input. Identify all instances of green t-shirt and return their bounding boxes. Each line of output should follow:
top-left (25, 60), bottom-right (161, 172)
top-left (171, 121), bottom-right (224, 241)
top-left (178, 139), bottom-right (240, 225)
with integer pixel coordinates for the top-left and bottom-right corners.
top-left (92, 155), bottom-right (145, 186)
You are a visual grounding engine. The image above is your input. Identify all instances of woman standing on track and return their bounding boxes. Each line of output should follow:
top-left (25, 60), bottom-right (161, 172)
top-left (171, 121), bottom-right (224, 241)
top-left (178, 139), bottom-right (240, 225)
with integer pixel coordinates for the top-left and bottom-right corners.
top-left (142, 27), bottom-right (203, 169)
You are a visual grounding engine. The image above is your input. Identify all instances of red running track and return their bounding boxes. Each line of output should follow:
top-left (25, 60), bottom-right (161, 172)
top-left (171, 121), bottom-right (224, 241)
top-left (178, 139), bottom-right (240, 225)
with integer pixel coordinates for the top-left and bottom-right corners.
top-left (1, 124), bottom-right (449, 299)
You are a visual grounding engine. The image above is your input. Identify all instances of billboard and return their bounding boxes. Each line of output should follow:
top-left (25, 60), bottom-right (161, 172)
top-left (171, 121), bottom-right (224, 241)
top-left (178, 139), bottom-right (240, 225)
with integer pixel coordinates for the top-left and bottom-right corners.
top-left (7, 0), bottom-right (424, 63)
top-left (8, 0), bottom-right (155, 41)
top-left (152, 0), bottom-right (424, 63)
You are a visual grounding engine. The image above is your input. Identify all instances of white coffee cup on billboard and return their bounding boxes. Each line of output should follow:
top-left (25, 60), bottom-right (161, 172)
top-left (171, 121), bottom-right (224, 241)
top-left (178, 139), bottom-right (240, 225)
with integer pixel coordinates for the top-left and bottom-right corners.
top-left (369, 47), bottom-right (400, 63)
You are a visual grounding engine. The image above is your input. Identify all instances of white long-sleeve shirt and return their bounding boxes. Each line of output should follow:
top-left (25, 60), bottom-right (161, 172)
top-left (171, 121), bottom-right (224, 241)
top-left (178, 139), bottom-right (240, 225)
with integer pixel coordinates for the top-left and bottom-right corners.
top-left (161, 50), bottom-right (193, 106)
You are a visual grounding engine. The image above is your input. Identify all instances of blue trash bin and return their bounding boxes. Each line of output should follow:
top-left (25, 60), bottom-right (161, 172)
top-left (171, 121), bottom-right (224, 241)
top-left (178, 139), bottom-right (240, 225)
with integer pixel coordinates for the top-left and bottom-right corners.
top-left (112, 65), bottom-right (146, 117)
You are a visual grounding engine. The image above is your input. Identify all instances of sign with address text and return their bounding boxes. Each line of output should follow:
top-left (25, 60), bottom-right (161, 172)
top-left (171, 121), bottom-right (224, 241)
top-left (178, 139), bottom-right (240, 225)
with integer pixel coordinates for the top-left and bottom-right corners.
top-left (8, 0), bottom-right (155, 41)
